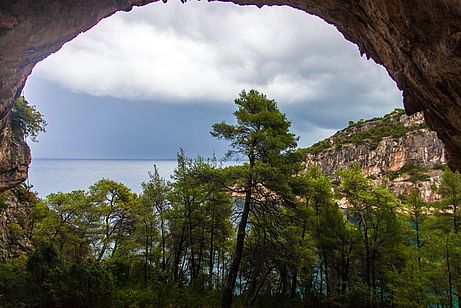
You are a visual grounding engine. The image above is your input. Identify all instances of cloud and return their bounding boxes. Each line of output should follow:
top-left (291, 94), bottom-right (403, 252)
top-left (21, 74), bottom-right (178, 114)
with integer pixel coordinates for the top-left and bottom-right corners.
top-left (27, 0), bottom-right (404, 156)
top-left (33, 1), bottom-right (401, 108)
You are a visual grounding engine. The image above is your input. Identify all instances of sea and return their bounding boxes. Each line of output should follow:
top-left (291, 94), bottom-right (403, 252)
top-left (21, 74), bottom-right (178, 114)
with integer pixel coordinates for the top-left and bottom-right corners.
top-left (28, 158), bottom-right (241, 198)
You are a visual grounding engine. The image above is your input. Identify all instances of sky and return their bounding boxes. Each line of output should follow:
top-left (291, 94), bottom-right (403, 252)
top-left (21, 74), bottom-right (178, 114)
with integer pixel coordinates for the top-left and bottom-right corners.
top-left (24, 1), bottom-right (402, 159)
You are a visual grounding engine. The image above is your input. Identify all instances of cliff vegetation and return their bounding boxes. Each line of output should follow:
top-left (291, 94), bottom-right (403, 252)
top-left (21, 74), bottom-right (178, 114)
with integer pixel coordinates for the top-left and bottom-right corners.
top-left (305, 109), bottom-right (446, 202)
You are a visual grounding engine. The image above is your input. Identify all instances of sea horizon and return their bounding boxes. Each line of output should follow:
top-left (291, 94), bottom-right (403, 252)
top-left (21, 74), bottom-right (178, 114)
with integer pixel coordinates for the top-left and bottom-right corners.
top-left (32, 157), bottom-right (249, 161)
top-left (33, 157), bottom-right (177, 161)
top-left (29, 158), bottom-right (242, 197)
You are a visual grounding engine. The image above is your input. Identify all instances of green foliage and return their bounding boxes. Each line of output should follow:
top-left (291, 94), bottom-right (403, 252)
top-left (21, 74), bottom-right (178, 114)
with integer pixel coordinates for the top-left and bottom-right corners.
top-left (2, 99), bottom-right (461, 307)
top-left (212, 89), bottom-right (298, 161)
top-left (338, 120), bottom-right (406, 150)
top-left (56, 260), bottom-right (115, 307)
top-left (212, 90), bottom-right (300, 306)
top-left (438, 169), bottom-right (461, 233)
top-left (2, 163), bottom-right (461, 307)
top-left (386, 170), bottom-right (400, 180)
top-left (383, 108), bottom-right (406, 119)
top-left (89, 179), bottom-right (138, 260)
top-left (0, 238), bottom-right (116, 307)
top-left (432, 163), bottom-right (449, 171)
top-left (345, 109), bottom-right (406, 146)
top-left (112, 284), bottom-right (222, 307)
top-left (0, 197), bottom-right (8, 211)
top-left (337, 164), bottom-right (405, 305)
top-left (167, 150), bottom-right (233, 286)
top-left (11, 96), bottom-right (46, 142)
top-left (305, 108), bottom-right (428, 154)
top-left (387, 163), bottom-right (430, 182)
top-left (305, 139), bottom-right (330, 155)
top-left (0, 256), bottom-right (30, 307)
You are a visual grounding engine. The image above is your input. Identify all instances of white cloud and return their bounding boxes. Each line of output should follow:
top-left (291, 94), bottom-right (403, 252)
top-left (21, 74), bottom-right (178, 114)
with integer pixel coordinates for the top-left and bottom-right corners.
top-left (33, 1), bottom-right (401, 109)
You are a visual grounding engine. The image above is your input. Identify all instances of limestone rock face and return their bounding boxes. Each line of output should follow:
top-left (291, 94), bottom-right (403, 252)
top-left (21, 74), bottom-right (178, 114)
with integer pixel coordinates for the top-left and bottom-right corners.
top-left (0, 188), bottom-right (34, 260)
top-left (0, 0), bottom-right (460, 190)
top-left (0, 128), bottom-right (31, 191)
top-left (307, 113), bottom-right (445, 176)
top-left (306, 112), bottom-right (446, 201)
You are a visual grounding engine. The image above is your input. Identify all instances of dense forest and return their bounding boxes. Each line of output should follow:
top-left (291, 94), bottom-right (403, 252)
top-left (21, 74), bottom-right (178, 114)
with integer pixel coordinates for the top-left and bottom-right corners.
top-left (1, 91), bottom-right (461, 307)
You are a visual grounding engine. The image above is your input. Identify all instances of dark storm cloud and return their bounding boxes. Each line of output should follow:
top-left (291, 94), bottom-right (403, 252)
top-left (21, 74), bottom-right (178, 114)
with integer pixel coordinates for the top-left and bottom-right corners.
top-left (26, 1), bottom-right (402, 158)
top-left (26, 78), bottom-right (235, 159)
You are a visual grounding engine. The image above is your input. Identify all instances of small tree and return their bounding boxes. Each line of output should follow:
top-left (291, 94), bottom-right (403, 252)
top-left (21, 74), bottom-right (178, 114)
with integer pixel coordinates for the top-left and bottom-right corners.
top-left (137, 165), bottom-right (170, 285)
top-left (88, 179), bottom-right (137, 260)
top-left (438, 169), bottom-right (461, 234)
top-left (11, 96), bottom-right (46, 141)
top-left (338, 164), bottom-right (402, 305)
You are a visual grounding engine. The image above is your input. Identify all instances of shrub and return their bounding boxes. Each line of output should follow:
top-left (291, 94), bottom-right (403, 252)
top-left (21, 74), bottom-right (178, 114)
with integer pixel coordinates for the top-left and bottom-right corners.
top-left (306, 140), bottom-right (331, 155)
top-left (11, 96), bottom-right (46, 142)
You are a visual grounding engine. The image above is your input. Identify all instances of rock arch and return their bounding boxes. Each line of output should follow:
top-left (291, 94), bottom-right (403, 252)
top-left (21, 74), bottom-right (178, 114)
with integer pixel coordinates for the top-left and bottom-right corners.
top-left (0, 0), bottom-right (459, 190)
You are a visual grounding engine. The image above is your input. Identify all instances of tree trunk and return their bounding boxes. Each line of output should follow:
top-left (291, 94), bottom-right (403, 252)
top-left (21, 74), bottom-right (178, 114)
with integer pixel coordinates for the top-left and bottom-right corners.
top-left (280, 265), bottom-right (288, 296)
top-left (144, 221), bottom-right (149, 288)
top-left (341, 243), bottom-right (351, 294)
top-left (209, 223), bottom-right (215, 287)
top-left (187, 199), bottom-right (197, 281)
top-left (291, 218), bottom-right (306, 298)
top-left (414, 208), bottom-right (422, 272)
top-left (358, 210), bottom-right (372, 305)
top-left (249, 267), bottom-right (273, 307)
top-left (359, 212), bottom-right (371, 286)
top-left (446, 236), bottom-right (453, 308)
top-left (323, 251), bottom-right (330, 300)
top-left (173, 224), bottom-right (186, 281)
top-left (290, 270), bottom-right (298, 299)
top-left (160, 212), bottom-right (166, 271)
top-left (197, 225), bottom-right (206, 285)
top-left (371, 248), bottom-right (376, 297)
top-left (319, 265), bottom-right (323, 298)
top-left (222, 186), bottom-right (252, 308)
top-left (453, 204), bottom-right (458, 234)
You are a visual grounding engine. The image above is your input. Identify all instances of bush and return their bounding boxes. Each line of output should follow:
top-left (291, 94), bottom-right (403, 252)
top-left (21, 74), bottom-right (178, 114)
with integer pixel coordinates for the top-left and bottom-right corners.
top-left (304, 108), bottom-right (431, 156)
top-left (11, 96), bottom-right (46, 142)
top-left (56, 260), bottom-right (115, 307)
top-left (386, 163), bottom-right (430, 183)
top-left (306, 140), bottom-right (331, 155)
top-left (0, 197), bottom-right (8, 211)
top-left (112, 285), bottom-right (222, 307)
top-left (0, 256), bottom-right (31, 307)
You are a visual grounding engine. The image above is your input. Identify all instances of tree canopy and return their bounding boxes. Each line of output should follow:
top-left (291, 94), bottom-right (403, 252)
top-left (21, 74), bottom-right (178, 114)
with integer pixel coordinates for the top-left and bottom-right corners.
top-left (11, 96), bottom-right (46, 142)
